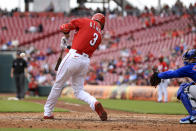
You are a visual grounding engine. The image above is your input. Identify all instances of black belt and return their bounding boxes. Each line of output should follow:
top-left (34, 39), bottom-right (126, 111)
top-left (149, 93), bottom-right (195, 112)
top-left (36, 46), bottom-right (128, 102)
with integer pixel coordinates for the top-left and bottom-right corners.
top-left (75, 50), bottom-right (90, 58)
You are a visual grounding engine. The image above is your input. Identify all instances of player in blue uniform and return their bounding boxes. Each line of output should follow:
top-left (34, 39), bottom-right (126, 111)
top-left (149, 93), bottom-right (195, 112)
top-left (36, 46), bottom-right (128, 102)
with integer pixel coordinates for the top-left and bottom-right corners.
top-left (151, 49), bottom-right (196, 124)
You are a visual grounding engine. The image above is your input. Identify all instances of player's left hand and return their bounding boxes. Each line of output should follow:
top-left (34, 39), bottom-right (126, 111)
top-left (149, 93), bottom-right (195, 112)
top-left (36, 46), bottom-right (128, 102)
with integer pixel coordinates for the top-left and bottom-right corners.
top-left (150, 72), bottom-right (161, 87)
top-left (60, 36), bottom-right (68, 49)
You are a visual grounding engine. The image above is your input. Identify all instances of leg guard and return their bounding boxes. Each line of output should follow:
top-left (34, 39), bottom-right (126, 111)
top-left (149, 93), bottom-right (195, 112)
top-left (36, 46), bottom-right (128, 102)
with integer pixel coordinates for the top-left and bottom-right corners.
top-left (177, 84), bottom-right (196, 116)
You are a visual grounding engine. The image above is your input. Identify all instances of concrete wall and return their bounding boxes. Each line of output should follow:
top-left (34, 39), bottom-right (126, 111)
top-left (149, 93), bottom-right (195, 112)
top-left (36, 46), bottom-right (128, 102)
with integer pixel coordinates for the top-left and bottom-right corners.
top-left (33, 0), bottom-right (70, 13)
top-left (0, 53), bottom-right (15, 92)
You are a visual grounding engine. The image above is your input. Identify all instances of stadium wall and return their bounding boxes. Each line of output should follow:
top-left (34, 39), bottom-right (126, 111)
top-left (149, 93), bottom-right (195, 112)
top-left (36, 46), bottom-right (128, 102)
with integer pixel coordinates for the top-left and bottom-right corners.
top-left (0, 53), bottom-right (28, 93)
top-left (61, 85), bottom-right (178, 102)
top-left (0, 53), bottom-right (16, 92)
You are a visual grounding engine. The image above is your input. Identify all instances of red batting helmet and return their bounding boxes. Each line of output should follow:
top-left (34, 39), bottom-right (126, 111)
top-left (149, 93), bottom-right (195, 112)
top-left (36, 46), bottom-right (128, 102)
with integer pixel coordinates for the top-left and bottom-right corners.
top-left (92, 13), bottom-right (105, 30)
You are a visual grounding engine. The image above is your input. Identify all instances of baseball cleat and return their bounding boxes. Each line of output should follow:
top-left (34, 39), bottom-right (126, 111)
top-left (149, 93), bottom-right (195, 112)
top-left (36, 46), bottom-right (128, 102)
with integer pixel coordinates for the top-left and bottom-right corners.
top-left (43, 115), bottom-right (54, 119)
top-left (180, 115), bottom-right (192, 124)
top-left (95, 101), bottom-right (107, 121)
top-left (190, 116), bottom-right (196, 123)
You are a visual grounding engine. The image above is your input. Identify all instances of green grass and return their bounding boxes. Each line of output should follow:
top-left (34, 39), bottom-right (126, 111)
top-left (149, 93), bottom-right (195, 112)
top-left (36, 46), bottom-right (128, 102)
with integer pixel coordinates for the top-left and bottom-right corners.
top-left (99, 99), bottom-right (187, 115)
top-left (0, 100), bottom-right (68, 112)
top-left (0, 96), bottom-right (188, 115)
top-left (61, 98), bottom-right (187, 115)
top-left (60, 97), bottom-right (86, 105)
top-left (0, 128), bottom-right (86, 131)
top-left (25, 97), bottom-right (86, 105)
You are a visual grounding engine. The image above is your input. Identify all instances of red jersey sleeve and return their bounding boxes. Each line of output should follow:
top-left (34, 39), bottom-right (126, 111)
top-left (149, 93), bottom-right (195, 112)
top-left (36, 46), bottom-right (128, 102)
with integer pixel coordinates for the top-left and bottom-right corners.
top-left (60, 18), bottom-right (85, 33)
top-left (70, 18), bottom-right (85, 28)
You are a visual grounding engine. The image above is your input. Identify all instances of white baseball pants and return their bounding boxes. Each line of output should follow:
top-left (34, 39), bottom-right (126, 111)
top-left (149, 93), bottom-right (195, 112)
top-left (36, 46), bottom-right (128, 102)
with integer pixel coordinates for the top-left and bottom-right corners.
top-left (44, 49), bottom-right (97, 117)
top-left (157, 79), bottom-right (170, 102)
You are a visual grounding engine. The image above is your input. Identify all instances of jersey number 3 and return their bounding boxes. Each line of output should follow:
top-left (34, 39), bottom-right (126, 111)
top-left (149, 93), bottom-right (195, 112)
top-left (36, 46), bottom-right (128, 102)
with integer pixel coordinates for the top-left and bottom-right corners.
top-left (90, 33), bottom-right (98, 46)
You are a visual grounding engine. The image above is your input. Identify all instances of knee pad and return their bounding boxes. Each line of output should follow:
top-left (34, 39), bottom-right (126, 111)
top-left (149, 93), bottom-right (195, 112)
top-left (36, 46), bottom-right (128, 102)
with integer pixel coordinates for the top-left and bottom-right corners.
top-left (177, 84), bottom-right (196, 116)
top-left (188, 85), bottom-right (196, 109)
top-left (189, 85), bottom-right (196, 100)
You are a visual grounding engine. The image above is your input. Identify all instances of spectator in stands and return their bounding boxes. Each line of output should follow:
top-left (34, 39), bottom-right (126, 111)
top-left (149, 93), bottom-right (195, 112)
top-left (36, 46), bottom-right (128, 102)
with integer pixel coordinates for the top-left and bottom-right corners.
top-left (25, 26), bottom-right (38, 33)
top-left (25, 23), bottom-right (44, 33)
top-left (131, 47), bottom-right (137, 55)
top-left (0, 38), bottom-right (19, 50)
top-left (160, 5), bottom-right (170, 17)
top-left (116, 72), bottom-right (124, 85)
top-left (26, 45), bottom-right (37, 55)
top-left (35, 51), bottom-right (45, 61)
top-left (172, 29), bottom-right (179, 37)
top-left (12, 38), bottom-right (19, 48)
top-left (1, 43), bottom-right (8, 50)
top-left (46, 47), bottom-right (55, 55)
top-left (144, 18), bottom-right (150, 28)
top-left (1, 26), bottom-right (7, 31)
top-left (150, 7), bottom-right (156, 15)
top-left (108, 10), bottom-right (117, 19)
top-left (123, 70), bottom-right (130, 84)
top-left (38, 23), bottom-right (43, 33)
top-left (120, 48), bottom-right (130, 57)
top-left (129, 71), bottom-right (137, 84)
top-left (146, 51), bottom-right (154, 62)
top-left (36, 71), bottom-right (47, 85)
top-left (108, 59), bottom-right (117, 73)
top-left (98, 42), bottom-right (107, 50)
top-left (0, 36), bottom-right (4, 45)
top-left (174, 44), bottom-right (181, 55)
top-left (127, 34), bottom-right (135, 41)
top-left (86, 70), bottom-right (98, 85)
top-left (96, 72), bottom-right (104, 82)
top-left (191, 25), bottom-right (196, 33)
top-left (26, 77), bottom-right (39, 97)
top-left (45, 2), bottom-right (54, 12)
top-left (150, 16), bottom-right (156, 26)
top-left (172, 0), bottom-right (184, 16)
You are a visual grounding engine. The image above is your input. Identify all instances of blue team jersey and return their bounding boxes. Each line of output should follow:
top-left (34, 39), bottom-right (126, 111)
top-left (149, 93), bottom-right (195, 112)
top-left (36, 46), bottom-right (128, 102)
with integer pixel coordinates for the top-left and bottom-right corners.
top-left (158, 63), bottom-right (196, 82)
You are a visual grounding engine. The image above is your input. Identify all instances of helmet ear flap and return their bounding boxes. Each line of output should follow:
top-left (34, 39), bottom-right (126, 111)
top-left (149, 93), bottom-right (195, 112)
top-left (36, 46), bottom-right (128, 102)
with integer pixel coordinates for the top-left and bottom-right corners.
top-left (95, 20), bottom-right (104, 30)
top-left (92, 13), bottom-right (105, 30)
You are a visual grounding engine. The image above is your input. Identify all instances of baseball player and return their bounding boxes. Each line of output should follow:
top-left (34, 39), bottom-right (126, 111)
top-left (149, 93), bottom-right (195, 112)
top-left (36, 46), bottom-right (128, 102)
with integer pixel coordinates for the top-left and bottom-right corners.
top-left (157, 57), bottom-right (170, 103)
top-left (150, 49), bottom-right (196, 124)
top-left (44, 13), bottom-right (107, 121)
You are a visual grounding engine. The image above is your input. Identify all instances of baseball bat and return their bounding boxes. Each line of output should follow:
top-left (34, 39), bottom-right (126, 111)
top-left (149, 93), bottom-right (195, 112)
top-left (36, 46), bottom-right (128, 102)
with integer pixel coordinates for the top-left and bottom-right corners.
top-left (55, 49), bottom-right (64, 71)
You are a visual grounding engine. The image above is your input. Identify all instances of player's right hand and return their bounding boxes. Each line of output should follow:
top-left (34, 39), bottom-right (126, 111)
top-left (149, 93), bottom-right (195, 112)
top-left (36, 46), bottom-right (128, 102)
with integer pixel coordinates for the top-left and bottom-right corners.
top-left (60, 36), bottom-right (68, 49)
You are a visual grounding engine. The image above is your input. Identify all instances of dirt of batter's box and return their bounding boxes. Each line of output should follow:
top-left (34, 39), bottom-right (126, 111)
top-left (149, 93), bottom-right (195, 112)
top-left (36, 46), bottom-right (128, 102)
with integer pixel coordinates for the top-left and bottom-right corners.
top-left (0, 99), bottom-right (196, 131)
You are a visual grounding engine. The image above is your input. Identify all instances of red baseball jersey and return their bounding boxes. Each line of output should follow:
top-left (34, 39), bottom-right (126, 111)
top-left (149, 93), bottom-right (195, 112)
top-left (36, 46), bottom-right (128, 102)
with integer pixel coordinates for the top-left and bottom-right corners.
top-left (62, 18), bottom-right (102, 57)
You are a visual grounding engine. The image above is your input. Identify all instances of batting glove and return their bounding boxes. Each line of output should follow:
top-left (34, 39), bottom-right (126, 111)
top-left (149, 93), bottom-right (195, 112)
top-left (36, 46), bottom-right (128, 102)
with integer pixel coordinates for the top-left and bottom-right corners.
top-left (60, 36), bottom-right (68, 49)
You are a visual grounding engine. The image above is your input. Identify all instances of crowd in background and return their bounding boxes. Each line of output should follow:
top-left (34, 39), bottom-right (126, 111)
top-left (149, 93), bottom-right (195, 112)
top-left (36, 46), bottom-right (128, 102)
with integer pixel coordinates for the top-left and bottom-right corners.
top-left (18, 28), bottom-right (196, 87)
top-left (87, 43), bottom-right (194, 86)
top-left (1, 0), bottom-right (196, 87)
